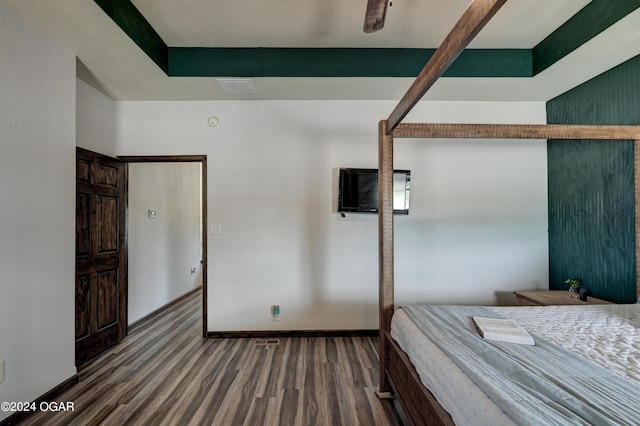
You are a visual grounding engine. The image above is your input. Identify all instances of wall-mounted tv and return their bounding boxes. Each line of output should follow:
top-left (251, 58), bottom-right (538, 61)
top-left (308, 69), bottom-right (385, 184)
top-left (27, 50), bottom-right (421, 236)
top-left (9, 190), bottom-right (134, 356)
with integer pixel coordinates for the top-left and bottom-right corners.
top-left (338, 168), bottom-right (411, 214)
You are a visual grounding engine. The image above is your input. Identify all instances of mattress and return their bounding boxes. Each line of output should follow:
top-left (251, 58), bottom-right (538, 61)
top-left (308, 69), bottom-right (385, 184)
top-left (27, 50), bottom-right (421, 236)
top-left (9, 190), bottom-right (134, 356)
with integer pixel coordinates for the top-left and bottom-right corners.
top-left (492, 304), bottom-right (640, 384)
top-left (390, 303), bottom-right (640, 425)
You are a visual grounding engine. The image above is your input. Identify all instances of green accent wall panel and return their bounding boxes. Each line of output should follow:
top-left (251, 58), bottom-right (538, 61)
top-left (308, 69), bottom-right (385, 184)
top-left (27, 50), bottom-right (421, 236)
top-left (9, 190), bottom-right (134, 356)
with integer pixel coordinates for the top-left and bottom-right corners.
top-left (547, 140), bottom-right (635, 303)
top-left (546, 53), bottom-right (640, 303)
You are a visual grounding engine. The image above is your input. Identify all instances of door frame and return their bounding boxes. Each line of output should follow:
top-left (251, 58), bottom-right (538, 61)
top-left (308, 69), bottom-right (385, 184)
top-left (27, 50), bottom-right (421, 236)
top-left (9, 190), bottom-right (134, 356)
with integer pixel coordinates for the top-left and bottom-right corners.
top-left (119, 155), bottom-right (208, 337)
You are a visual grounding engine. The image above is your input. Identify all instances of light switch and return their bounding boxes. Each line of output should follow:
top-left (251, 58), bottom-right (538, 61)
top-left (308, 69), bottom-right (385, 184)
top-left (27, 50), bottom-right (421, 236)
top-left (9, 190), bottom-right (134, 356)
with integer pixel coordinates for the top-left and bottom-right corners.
top-left (210, 223), bottom-right (222, 234)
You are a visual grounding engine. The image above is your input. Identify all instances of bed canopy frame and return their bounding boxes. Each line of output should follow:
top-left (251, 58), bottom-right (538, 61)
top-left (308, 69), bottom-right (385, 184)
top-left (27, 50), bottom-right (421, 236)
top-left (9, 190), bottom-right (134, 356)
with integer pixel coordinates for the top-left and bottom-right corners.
top-left (376, 0), bottom-right (640, 423)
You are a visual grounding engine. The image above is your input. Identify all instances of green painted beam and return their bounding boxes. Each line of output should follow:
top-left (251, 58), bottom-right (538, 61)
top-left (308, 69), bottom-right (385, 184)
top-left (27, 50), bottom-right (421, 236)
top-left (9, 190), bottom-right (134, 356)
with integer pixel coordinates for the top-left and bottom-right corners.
top-left (93, 0), bottom-right (638, 79)
top-left (92, 0), bottom-right (529, 78)
top-left (168, 47), bottom-right (531, 78)
top-left (93, 0), bottom-right (168, 73)
top-left (533, 0), bottom-right (640, 75)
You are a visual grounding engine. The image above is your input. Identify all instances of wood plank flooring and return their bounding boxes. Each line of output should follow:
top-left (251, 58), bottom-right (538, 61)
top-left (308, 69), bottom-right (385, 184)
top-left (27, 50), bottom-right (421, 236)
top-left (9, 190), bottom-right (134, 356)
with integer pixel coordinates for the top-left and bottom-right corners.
top-left (21, 291), bottom-right (399, 426)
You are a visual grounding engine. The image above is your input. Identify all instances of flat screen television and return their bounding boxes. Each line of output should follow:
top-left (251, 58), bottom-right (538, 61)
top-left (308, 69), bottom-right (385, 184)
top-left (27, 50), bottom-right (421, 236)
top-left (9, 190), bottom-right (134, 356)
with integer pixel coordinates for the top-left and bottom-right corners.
top-left (338, 168), bottom-right (411, 214)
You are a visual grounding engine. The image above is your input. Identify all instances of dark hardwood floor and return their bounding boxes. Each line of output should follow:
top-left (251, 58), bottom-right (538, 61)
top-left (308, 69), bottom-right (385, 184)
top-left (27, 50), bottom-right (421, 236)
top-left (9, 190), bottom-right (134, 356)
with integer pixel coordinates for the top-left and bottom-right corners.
top-left (21, 291), bottom-right (399, 425)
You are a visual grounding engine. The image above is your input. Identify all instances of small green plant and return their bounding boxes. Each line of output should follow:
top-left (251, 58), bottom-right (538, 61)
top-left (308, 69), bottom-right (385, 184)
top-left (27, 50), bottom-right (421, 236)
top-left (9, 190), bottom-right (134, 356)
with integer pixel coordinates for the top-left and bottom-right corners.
top-left (565, 278), bottom-right (580, 290)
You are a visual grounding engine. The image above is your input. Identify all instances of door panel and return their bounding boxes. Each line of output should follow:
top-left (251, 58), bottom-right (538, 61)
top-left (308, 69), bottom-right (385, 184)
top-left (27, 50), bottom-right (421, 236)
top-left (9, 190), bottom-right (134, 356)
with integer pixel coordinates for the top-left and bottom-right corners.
top-left (97, 269), bottom-right (118, 329)
top-left (75, 147), bottom-right (126, 366)
top-left (75, 275), bottom-right (90, 339)
top-left (77, 159), bottom-right (90, 183)
top-left (98, 196), bottom-right (118, 253)
top-left (94, 162), bottom-right (119, 187)
top-left (76, 194), bottom-right (91, 257)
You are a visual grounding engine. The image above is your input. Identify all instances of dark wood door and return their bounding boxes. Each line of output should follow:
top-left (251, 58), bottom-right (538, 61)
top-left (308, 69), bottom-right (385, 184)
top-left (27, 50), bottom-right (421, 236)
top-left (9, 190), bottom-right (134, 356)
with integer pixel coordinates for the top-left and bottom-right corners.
top-left (75, 147), bottom-right (127, 366)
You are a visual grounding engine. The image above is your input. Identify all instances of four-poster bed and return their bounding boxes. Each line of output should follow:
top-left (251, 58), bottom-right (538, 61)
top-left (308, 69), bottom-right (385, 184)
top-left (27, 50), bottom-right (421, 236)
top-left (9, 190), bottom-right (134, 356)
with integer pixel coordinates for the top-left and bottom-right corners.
top-left (375, 0), bottom-right (640, 424)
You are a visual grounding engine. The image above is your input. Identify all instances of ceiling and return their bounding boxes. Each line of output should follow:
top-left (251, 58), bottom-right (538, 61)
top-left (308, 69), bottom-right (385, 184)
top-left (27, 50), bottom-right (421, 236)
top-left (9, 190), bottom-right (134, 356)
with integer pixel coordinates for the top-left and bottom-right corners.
top-left (4, 0), bottom-right (640, 102)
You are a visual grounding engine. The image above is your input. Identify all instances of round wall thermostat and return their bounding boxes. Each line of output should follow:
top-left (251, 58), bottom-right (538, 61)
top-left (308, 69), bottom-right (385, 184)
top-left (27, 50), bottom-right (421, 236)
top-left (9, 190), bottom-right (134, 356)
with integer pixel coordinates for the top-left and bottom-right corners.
top-left (208, 116), bottom-right (219, 127)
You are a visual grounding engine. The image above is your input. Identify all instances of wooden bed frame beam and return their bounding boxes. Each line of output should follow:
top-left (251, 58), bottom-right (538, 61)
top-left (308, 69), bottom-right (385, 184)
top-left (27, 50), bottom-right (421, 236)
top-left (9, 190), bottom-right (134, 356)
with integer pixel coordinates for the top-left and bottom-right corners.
top-left (378, 124), bottom-right (640, 423)
top-left (393, 123), bottom-right (640, 140)
top-left (377, 120), bottom-right (395, 396)
top-left (386, 0), bottom-right (508, 133)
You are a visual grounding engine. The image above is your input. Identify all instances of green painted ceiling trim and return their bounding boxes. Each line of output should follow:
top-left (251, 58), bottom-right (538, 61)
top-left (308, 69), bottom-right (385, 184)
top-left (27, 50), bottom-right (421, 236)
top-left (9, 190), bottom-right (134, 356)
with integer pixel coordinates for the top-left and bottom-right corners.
top-left (533, 0), bottom-right (640, 75)
top-left (168, 47), bottom-right (532, 78)
top-left (93, 0), bottom-right (637, 79)
top-left (92, 0), bottom-right (530, 78)
top-left (93, 0), bottom-right (168, 73)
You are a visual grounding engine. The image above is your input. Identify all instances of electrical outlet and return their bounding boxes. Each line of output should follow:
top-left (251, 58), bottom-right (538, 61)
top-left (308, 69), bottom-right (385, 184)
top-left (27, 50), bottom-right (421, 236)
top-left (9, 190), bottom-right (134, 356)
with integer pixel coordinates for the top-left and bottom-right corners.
top-left (0, 360), bottom-right (4, 384)
top-left (271, 305), bottom-right (280, 321)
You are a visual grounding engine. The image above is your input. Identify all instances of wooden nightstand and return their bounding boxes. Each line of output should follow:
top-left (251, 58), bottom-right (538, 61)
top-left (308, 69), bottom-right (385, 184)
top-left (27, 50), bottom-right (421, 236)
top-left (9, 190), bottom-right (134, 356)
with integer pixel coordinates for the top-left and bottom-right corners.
top-left (513, 290), bottom-right (613, 306)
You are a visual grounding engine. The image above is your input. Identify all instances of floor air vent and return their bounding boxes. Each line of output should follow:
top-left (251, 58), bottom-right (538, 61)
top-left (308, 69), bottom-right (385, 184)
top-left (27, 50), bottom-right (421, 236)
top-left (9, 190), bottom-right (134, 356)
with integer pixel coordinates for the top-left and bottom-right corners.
top-left (254, 339), bottom-right (280, 346)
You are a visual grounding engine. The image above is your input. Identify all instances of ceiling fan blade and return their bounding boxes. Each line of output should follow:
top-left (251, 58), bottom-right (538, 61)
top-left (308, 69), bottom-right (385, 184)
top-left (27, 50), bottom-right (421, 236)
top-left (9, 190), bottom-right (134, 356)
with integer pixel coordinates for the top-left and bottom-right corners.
top-left (364, 0), bottom-right (388, 33)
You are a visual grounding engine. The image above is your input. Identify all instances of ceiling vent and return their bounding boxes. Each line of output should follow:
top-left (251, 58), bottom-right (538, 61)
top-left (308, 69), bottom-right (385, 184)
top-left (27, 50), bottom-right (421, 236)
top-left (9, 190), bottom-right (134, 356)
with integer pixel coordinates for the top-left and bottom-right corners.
top-left (216, 79), bottom-right (257, 95)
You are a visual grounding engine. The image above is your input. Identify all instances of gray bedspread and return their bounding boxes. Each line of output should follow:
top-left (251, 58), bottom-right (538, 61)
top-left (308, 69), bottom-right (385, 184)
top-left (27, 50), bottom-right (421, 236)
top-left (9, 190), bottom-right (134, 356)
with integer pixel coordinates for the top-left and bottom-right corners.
top-left (402, 304), bottom-right (640, 425)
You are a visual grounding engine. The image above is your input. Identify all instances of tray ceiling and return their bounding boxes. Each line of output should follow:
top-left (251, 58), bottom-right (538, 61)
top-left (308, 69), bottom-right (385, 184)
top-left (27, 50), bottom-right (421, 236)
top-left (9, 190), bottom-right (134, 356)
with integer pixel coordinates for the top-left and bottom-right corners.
top-left (4, 0), bottom-right (640, 101)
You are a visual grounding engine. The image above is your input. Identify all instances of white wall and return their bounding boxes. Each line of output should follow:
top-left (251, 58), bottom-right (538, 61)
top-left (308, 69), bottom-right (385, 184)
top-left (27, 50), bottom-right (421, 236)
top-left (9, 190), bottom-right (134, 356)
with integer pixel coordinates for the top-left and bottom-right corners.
top-left (116, 100), bottom-right (549, 332)
top-left (0, 7), bottom-right (77, 420)
top-left (76, 78), bottom-right (117, 156)
top-left (0, 3), bottom-right (548, 413)
top-left (76, 83), bottom-right (203, 325)
top-left (128, 163), bottom-right (202, 324)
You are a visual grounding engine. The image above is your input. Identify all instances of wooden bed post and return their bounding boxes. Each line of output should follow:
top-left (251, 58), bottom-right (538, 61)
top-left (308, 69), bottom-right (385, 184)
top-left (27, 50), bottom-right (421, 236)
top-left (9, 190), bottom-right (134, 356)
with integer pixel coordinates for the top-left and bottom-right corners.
top-left (377, 119), bottom-right (394, 397)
